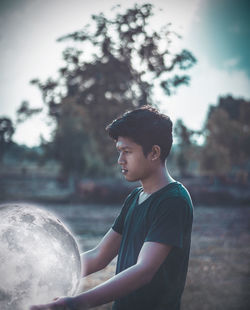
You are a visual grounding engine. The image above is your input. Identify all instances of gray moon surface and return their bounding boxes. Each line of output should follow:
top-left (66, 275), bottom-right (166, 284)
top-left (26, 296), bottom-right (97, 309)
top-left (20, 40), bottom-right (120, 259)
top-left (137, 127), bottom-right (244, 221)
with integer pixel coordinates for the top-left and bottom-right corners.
top-left (0, 203), bottom-right (82, 310)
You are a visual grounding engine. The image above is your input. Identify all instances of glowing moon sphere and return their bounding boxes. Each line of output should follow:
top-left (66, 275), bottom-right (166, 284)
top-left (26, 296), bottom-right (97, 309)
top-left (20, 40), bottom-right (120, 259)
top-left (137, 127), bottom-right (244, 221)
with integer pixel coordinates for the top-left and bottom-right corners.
top-left (0, 203), bottom-right (82, 310)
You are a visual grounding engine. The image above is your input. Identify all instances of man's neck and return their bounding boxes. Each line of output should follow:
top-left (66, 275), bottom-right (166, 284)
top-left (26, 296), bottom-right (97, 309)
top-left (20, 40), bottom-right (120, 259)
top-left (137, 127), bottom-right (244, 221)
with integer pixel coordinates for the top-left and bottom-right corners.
top-left (141, 165), bottom-right (175, 194)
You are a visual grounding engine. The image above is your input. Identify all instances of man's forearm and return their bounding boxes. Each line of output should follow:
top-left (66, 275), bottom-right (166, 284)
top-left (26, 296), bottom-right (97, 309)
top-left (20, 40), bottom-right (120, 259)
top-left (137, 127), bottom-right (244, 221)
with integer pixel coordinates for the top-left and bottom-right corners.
top-left (81, 249), bottom-right (106, 277)
top-left (73, 262), bottom-right (151, 309)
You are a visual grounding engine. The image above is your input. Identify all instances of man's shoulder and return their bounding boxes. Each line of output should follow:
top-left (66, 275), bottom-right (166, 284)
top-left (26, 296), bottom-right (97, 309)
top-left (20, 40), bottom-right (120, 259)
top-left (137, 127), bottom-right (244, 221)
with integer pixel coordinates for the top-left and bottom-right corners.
top-left (155, 182), bottom-right (193, 207)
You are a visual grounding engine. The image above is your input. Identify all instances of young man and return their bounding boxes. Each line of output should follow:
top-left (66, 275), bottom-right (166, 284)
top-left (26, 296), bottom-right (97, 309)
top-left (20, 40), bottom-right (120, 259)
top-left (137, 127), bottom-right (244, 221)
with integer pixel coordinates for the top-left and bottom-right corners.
top-left (30, 106), bottom-right (193, 310)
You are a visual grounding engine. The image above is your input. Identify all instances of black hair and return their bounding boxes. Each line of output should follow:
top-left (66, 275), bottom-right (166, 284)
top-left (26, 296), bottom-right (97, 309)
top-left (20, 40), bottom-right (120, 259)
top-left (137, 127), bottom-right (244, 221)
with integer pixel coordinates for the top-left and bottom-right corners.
top-left (106, 105), bottom-right (173, 162)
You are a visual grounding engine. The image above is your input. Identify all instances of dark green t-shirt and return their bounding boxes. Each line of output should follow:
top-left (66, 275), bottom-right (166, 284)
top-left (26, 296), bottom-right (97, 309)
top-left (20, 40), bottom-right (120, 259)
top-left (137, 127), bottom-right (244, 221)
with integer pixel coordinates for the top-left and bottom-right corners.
top-left (112, 182), bottom-right (193, 310)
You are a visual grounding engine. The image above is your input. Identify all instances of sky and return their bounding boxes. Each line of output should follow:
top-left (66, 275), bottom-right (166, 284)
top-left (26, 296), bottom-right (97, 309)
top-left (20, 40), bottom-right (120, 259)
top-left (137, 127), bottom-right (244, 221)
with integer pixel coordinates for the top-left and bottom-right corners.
top-left (0, 0), bottom-right (249, 146)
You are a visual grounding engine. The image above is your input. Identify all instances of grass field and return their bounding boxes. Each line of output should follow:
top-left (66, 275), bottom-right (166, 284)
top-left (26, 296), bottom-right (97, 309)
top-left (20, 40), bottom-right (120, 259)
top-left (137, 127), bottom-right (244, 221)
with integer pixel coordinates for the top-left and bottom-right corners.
top-left (45, 203), bottom-right (250, 310)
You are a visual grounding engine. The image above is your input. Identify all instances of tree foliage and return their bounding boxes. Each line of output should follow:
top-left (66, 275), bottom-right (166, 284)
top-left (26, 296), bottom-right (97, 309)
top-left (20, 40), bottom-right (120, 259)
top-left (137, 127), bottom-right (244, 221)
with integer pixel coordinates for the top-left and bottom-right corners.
top-left (16, 101), bottom-right (42, 124)
top-left (31, 3), bottom-right (196, 178)
top-left (200, 95), bottom-right (250, 175)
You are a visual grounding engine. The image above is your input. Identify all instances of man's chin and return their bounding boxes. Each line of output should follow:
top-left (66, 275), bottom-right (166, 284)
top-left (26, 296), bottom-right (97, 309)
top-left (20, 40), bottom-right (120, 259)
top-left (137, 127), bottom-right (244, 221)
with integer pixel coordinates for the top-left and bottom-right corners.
top-left (124, 175), bottom-right (139, 182)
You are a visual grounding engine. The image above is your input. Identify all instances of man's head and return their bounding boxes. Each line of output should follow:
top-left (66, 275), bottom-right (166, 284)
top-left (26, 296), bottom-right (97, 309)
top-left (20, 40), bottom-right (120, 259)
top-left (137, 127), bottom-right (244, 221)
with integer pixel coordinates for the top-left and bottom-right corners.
top-left (106, 105), bottom-right (173, 163)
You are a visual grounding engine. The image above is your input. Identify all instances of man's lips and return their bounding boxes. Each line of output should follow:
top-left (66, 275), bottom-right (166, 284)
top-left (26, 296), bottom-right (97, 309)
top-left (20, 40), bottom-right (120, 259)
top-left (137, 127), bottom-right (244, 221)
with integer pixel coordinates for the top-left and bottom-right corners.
top-left (121, 169), bottom-right (128, 174)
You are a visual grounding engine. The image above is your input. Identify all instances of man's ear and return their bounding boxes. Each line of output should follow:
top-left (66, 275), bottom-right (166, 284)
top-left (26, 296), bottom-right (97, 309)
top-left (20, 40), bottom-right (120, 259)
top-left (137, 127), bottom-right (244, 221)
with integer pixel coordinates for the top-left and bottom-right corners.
top-left (150, 145), bottom-right (161, 161)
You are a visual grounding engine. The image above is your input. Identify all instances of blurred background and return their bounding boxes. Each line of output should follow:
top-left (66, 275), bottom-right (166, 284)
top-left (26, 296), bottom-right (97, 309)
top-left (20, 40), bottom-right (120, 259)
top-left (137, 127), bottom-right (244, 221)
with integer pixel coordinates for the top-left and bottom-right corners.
top-left (0, 0), bottom-right (250, 309)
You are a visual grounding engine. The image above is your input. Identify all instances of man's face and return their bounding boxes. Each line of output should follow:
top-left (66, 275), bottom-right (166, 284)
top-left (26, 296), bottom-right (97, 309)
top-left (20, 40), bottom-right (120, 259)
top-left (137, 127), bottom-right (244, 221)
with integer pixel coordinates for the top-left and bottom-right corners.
top-left (116, 136), bottom-right (153, 182)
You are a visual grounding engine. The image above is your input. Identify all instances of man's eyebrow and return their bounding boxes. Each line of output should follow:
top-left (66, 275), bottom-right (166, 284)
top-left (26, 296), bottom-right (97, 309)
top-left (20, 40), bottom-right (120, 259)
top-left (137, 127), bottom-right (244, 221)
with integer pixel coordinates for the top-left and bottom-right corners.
top-left (116, 145), bottom-right (132, 150)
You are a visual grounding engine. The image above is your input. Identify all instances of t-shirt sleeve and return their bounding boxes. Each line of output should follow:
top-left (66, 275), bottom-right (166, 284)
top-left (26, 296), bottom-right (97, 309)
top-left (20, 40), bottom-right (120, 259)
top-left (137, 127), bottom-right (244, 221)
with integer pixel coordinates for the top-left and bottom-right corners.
top-left (112, 188), bottom-right (140, 235)
top-left (145, 197), bottom-right (188, 248)
top-left (112, 203), bottom-right (127, 234)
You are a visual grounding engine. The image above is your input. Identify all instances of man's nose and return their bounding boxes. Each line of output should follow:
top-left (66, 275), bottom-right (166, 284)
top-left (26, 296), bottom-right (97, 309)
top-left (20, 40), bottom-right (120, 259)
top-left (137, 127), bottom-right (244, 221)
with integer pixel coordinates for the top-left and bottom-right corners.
top-left (118, 153), bottom-right (125, 165)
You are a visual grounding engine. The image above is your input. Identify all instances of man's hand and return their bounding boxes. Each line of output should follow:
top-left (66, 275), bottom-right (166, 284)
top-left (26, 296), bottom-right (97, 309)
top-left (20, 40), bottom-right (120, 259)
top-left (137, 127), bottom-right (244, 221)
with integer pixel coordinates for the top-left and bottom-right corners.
top-left (29, 296), bottom-right (80, 310)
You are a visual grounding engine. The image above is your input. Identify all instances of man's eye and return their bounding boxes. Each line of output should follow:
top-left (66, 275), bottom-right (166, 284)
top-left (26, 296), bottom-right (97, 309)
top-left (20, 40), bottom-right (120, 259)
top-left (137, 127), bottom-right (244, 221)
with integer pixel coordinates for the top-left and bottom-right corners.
top-left (117, 150), bottom-right (130, 155)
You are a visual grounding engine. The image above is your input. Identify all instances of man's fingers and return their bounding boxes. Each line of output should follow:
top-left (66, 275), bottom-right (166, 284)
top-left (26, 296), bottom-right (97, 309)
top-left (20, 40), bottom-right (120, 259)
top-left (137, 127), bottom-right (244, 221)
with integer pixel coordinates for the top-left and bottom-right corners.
top-left (29, 302), bottom-right (56, 310)
top-left (30, 306), bottom-right (48, 310)
top-left (29, 306), bottom-right (48, 310)
top-left (29, 296), bottom-right (69, 310)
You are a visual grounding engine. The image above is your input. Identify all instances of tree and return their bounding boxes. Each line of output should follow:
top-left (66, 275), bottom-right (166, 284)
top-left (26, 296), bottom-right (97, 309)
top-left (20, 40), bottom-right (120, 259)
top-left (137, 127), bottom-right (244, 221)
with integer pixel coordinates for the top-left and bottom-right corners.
top-left (47, 101), bottom-right (113, 180)
top-left (0, 117), bottom-right (15, 162)
top-left (174, 119), bottom-right (200, 177)
top-left (31, 3), bottom-right (196, 178)
top-left (200, 95), bottom-right (250, 177)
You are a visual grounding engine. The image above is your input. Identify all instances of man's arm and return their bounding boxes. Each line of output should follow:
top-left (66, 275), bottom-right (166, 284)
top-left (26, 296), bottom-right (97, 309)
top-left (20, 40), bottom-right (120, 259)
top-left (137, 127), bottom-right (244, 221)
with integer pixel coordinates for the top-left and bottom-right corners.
top-left (30, 241), bottom-right (172, 310)
top-left (81, 228), bottom-right (122, 277)
top-left (74, 241), bottom-right (172, 309)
